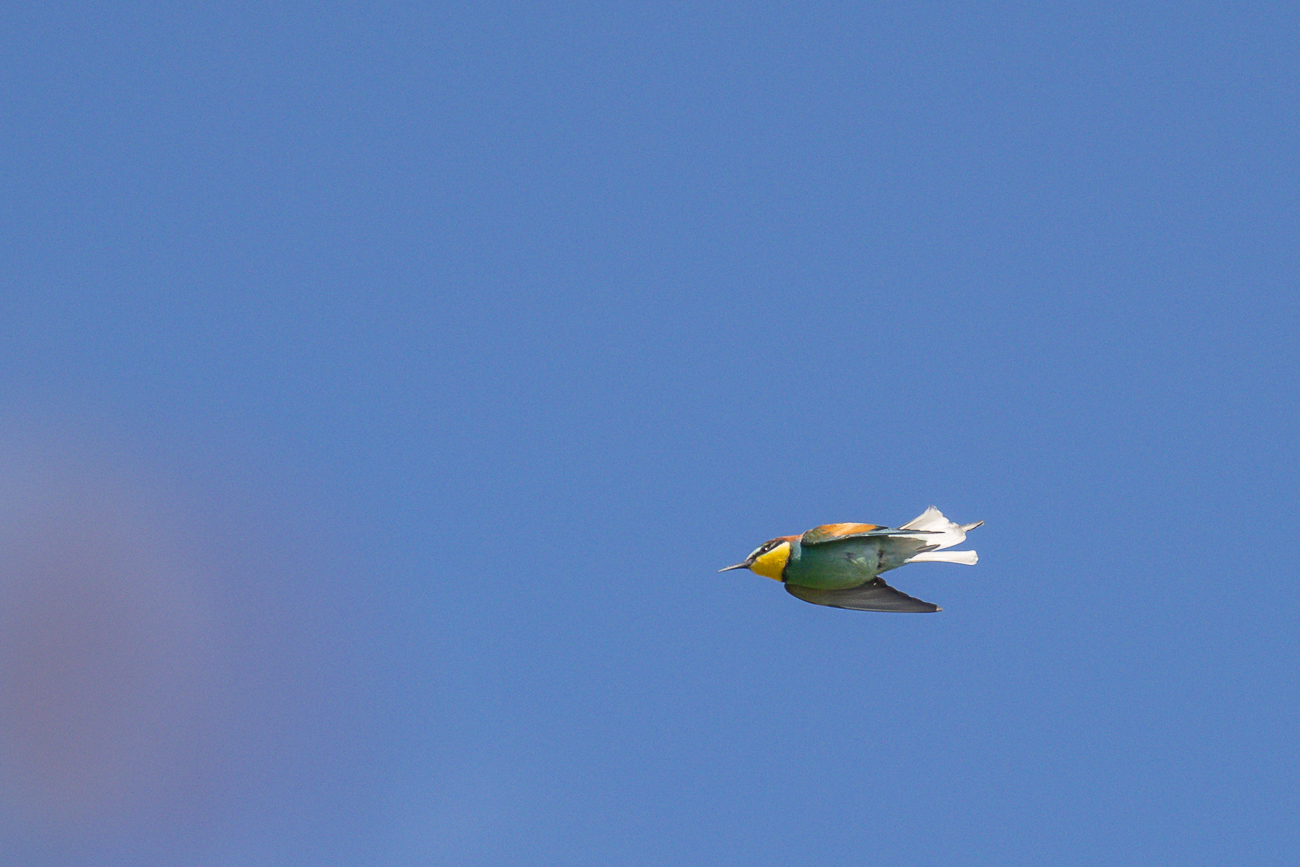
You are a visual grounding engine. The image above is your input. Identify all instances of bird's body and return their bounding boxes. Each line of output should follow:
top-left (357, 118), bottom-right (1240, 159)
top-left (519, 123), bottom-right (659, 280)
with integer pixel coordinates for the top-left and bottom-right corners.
top-left (719, 507), bottom-right (982, 612)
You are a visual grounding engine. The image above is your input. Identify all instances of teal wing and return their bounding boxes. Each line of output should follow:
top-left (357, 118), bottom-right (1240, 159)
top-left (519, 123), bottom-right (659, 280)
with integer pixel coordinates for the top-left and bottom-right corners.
top-left (785, 577), bottom-right (940, 613)
top-left (801, 522), bottom-right (938, 546)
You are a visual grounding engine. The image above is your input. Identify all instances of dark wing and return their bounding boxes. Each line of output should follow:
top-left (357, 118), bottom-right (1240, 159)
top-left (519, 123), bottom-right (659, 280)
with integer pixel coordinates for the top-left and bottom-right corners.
top-left (802, 523), bottom-right (938, 546)
top-left (784, 577), bottom-right (940, 613)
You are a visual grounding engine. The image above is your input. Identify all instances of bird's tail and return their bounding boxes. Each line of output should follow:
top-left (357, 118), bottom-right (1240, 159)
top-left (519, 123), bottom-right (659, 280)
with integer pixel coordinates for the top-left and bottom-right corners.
top-left (900, 506), bottom-right (982, 549)
top-left (899, 506), bottom-right (981, 565)
top-left (906, 549), bottom-right (978, 565)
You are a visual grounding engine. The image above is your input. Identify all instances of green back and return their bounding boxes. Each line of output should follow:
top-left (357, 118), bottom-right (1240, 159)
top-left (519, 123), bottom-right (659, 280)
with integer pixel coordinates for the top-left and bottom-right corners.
top-left (784, 535), bottom-right (935, 589)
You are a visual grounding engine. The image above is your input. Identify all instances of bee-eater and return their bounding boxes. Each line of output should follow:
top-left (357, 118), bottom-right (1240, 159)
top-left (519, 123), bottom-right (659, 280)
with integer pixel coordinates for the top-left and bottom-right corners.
top-left (719, 506), bottom-right (982, 612)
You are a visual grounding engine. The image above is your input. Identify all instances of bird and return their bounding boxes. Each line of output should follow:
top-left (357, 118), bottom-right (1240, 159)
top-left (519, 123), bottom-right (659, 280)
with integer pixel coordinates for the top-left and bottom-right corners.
top-left (718, 506), bottom-right (982, 612)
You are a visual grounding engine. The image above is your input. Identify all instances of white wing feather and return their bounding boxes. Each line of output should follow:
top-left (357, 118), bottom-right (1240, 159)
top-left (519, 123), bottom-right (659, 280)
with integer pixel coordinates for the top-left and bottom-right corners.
top-left (898, 506), bottom-right (982, 564)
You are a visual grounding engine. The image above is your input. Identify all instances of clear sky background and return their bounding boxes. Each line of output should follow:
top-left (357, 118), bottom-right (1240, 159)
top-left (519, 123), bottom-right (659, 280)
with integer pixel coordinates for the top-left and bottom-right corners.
top-left (2, 2), bottom-right (1297, 865)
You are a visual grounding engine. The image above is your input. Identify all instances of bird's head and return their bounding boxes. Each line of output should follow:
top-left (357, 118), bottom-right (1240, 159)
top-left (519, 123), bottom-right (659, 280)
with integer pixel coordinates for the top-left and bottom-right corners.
top-left (718, 536), bottom-right (798, 581)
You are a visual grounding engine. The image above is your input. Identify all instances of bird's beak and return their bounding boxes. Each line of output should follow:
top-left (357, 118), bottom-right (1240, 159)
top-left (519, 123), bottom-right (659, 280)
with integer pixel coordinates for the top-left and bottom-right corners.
top-left (717, 562), bottom-right (750, 573)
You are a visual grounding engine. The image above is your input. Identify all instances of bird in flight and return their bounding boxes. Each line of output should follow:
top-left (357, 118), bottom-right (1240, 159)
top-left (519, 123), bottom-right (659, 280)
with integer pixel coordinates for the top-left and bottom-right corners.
top-left (719, 506), bottom-right (982, 612)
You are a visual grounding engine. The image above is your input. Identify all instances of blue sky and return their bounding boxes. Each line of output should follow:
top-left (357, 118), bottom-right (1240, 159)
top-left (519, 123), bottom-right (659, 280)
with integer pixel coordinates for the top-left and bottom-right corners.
top-left (2, 2), bottom-right (1297, 864)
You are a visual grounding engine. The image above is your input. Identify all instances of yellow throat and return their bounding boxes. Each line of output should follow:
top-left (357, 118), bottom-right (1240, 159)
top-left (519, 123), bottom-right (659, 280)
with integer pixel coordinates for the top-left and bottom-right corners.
top-left (750, 541), bottom-right (792, 581)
